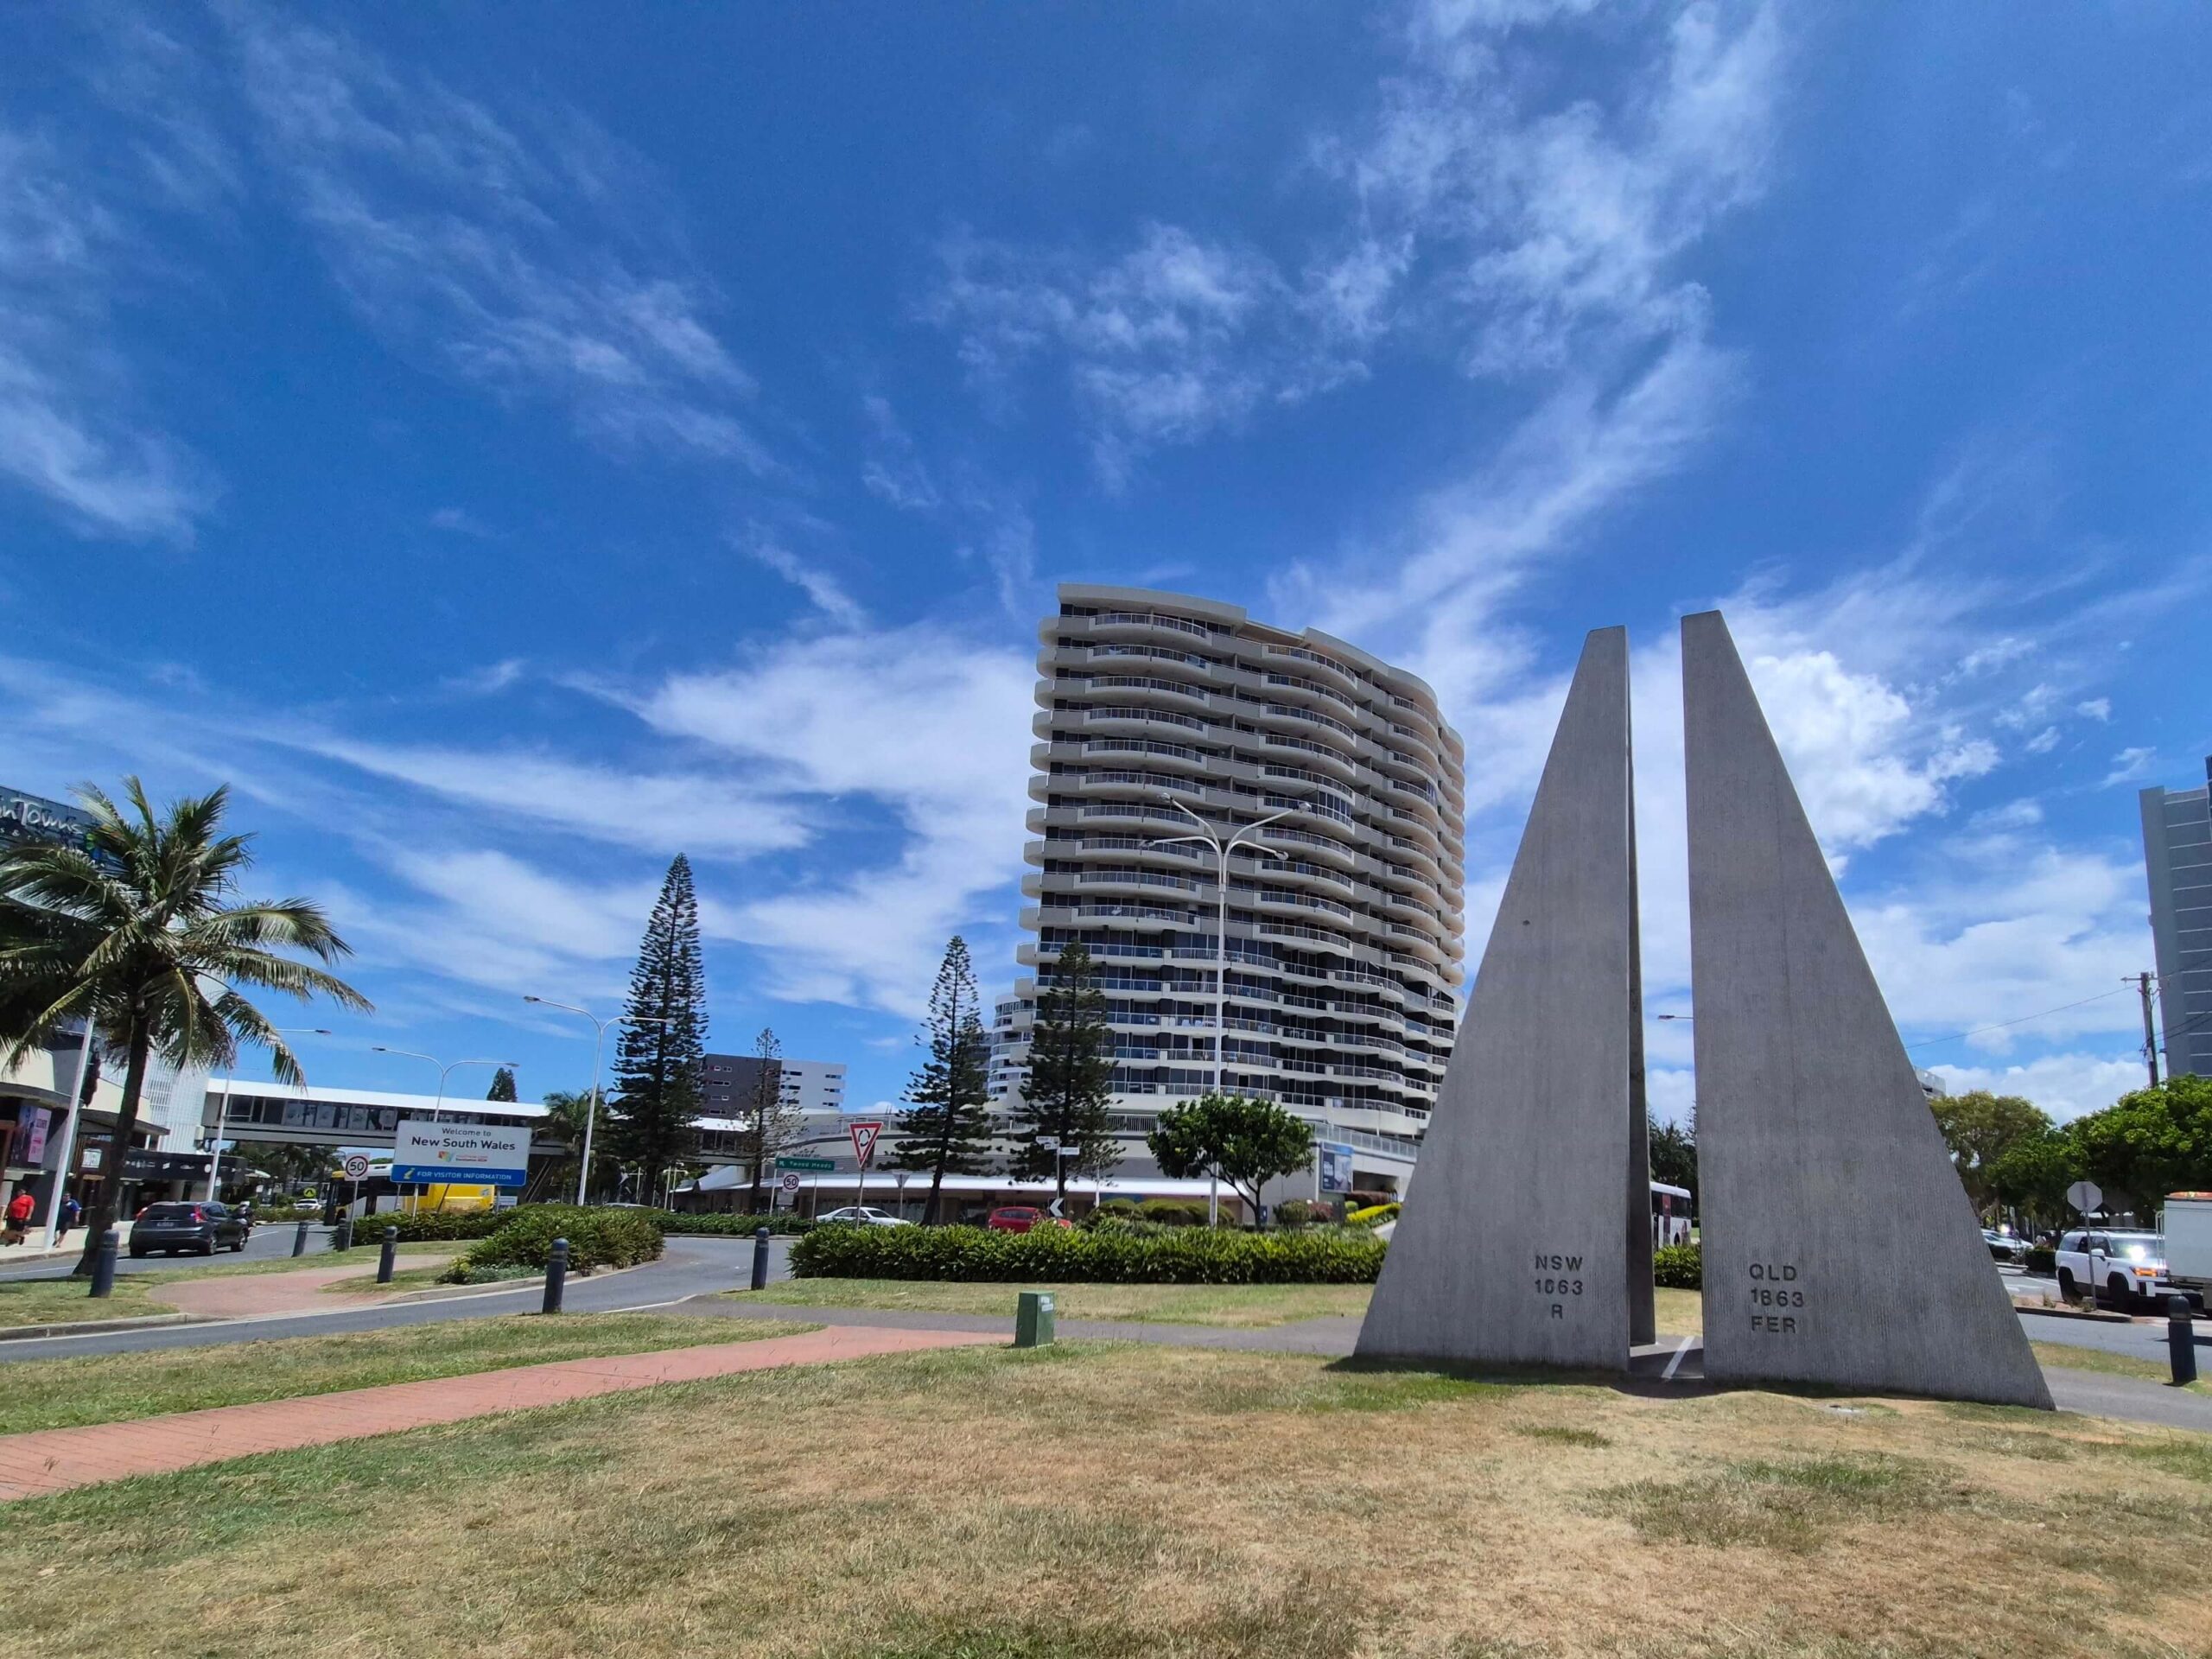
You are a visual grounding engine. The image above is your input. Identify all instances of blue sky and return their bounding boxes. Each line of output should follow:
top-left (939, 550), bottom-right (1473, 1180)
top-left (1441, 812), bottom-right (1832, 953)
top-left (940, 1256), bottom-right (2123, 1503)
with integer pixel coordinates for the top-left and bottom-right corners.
top-left (3, 2), bottom-right (2207, 1122)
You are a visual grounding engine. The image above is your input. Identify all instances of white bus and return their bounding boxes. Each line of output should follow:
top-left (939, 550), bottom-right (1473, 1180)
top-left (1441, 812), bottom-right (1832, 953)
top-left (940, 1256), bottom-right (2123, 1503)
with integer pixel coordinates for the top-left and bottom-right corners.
top-left (1651, 1181), bottom-right (1693, 1248)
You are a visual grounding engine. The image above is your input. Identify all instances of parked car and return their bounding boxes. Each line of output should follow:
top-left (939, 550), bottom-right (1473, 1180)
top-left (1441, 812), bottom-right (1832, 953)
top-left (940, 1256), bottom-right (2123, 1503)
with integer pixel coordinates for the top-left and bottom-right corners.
top-left (1981, 1228), bottom-right (2024, 1263)
top-left (986, 1205), bottom-right (1070, 1234)
top-left (130, 1200), bottom-right (251, 1257)
top-left (817, 1205), bottom-right (912, 1227)
top-left (2054, 1229), bottom-right (2187, 1311)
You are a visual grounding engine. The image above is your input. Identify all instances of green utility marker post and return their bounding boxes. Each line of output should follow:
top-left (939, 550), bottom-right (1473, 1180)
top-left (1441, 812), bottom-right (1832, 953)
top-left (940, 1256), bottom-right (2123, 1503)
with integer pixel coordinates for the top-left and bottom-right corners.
top-left (1014, 1290), bottom-right (1056, 1348)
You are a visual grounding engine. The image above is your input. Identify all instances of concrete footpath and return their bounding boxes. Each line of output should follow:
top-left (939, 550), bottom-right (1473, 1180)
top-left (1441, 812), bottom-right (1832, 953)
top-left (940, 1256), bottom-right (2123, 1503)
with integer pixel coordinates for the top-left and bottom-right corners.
top-left (0, 1324), bottom-right (996, 1502)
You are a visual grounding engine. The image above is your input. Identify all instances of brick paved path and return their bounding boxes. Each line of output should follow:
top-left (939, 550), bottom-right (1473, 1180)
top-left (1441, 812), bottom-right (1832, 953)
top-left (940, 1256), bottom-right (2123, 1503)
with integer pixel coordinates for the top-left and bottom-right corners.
top-left (150, 1255), bottom-right (467, 1319)
top-left (0, 1325), bottom-right (996, 1501)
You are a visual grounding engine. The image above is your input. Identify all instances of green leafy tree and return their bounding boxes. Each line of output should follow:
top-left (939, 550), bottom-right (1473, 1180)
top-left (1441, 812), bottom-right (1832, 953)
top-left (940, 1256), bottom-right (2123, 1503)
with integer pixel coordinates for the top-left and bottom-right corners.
top-left (1147, 1092), bottom-right (1313, 1224)
top-left (734, 1026), bottom-right (803, 1212)
top-left (0, 779), bottom-right (371, 1269)
top-left (1648, 1109), bottom-right (1697, 1198)
top-left (1928, 1090), bottom-right (2052, 1217)
top-left (1987, 1126), bottom-right (2082, 1230)
top-left (609, 855), bottom-right (708, 1197)
top-left (1008, 943), bottom-right (1122, 1205)
top-left (2066, 1077), bottom-right (2212, 1217)
top-left (887, 936), bottom-right (995, 1223)
top-left (485, 1065), bottom-right (518, 1103)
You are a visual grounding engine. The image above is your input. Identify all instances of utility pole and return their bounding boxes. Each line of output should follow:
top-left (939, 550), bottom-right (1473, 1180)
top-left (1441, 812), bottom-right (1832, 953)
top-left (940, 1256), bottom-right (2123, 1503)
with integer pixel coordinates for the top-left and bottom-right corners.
top-left (2136, 971), bottom-right (2161, 1089)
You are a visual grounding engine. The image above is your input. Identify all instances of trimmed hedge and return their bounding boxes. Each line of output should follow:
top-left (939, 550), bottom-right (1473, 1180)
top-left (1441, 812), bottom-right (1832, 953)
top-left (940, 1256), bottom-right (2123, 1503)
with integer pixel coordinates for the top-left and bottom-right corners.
top-left (790, 1223), bottom-right (1385, 1284)
top-left (2024, 1245), bottom-right (2056, 1275)
top-left (456, 1205), bottom-right (664, 1275)
top-left (331, 1209), bottom-right (509, 1248)
top-left (1346, 1202), bottom-right (1401, 1227)
top-left (1653, 1241), bottom-right (1701, 1289)
top-left (645, 1210), bottom-right (817, 1236)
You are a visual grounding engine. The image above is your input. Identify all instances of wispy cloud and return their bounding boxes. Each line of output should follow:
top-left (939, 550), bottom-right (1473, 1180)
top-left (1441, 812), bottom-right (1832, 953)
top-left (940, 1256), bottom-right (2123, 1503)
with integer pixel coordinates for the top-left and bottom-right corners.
top-left (0, 126), bottom-right (213, 540)
top-left (741, 531), bottom-right (867, 627)
top-left (2103, 746), bottom-right (2156, 786)
top-left (219, 4), bottom-right (772, 471)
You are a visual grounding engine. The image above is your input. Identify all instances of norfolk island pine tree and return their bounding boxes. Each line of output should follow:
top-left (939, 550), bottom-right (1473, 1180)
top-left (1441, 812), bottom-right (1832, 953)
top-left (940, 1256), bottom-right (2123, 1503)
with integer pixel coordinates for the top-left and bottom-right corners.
top-left (485, 1065), bottom-right (518, 1103)
top-left (1007, 940), bottom-right (1121, 1207)
top-left (609, 855), bottom-right (708, 1198)
top-left (886, 936), bottom-right (995, 1224)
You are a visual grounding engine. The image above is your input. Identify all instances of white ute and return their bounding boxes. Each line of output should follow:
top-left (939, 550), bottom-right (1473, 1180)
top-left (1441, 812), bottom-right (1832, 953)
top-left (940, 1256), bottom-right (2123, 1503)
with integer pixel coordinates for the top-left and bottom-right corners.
top-left (2055, 1227), bottom-right (2178, 1312)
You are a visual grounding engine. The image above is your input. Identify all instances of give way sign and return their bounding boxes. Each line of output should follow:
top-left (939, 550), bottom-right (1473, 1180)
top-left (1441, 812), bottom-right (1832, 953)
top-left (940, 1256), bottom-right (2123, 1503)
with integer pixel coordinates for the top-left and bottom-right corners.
top-left (849, 1120), bottom-right (885, 1166)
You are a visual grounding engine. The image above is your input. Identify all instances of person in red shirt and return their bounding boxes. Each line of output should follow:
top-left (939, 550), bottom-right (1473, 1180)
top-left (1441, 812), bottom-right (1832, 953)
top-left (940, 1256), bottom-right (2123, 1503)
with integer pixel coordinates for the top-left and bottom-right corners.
top-left (3, 1187), bottom-right (35, 1245)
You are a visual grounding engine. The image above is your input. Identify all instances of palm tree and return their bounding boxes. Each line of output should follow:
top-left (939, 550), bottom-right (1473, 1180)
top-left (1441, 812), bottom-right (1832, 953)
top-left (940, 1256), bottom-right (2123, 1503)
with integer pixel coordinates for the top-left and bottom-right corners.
top-left (524, 1088), bottom-right (603, 1201)
top-left (0, 779), bottom-right (372, 1269)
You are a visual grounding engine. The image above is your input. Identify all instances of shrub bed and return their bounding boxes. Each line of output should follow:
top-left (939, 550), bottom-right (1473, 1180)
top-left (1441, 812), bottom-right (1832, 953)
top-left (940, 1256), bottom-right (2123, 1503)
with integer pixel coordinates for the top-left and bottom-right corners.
top-left (1653, 1241), bottom-right (1701, 1289)
top-left (791, 1223), bottom-right (1384, 1284)
top-left (645, 1211), bottom-right (817, 1236)
top-left (1346, 1201), bottom-right (1401, 1227)
top-left (445, 1205), bottom-right (664, 1280)
top-left (333, 1209), bottom-right (509, 1249)
top-left (2024, 1245), bottom-right (2056, 1275)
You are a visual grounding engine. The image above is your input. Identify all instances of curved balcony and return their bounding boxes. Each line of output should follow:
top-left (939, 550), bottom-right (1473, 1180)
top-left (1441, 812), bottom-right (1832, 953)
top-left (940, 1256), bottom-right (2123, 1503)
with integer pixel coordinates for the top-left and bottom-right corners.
top-left (1083, 704), bottom-right (1212, 736)
top-left (1088, 611), bottom-right (1217, 645)
top-left (1084, 674), bottom-right (1216, 709)
top-left (1257, 732), bottom-right (1360, 785)
top-left (1261, 670), bottom-right (1358, 713)
top-left (1083, 738), bottom-right (1210, 773)
top-left (1075, 868), bottom-right (1201, 895)
top-left (1259, 920), bottom-right (1357, 957)
top-left (1262, 643), bottom-right (1363, 694)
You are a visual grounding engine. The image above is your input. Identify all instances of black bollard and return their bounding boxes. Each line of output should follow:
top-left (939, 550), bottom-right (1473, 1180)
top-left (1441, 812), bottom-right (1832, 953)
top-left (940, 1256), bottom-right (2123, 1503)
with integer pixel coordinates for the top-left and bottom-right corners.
top-left (2170, 1295), bottom-right (2199, 1388)
top-left (333, 1215), bottom-right (353, 1252)
top-left (751, 1224), bottom-right (772, 1291)
top-left (376, 1225), bottom-right (397, 1285)
top-left (542, 1237), bottom-right (569, 1314)
top-left (292, 1218), bottom-right (310, 1257)
top-left (88, 1227), bottom-right (118, 1300)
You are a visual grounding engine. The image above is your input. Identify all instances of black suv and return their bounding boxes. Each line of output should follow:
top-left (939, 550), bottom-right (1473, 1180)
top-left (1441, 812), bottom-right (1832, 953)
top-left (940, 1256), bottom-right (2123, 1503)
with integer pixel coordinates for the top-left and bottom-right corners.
top-left (130, 1200), bottom-right (251, 1257)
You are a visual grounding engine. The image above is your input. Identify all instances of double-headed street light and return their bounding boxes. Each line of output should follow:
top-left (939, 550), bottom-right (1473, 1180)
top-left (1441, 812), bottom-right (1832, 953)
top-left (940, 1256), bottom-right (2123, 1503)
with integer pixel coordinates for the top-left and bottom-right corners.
top-left (523, 997), bottom-right (675, 1206)
top-left (1147, 795), bottom-right (1300, 1095)
top-left (368, 1048), bottom-right (518, 1122)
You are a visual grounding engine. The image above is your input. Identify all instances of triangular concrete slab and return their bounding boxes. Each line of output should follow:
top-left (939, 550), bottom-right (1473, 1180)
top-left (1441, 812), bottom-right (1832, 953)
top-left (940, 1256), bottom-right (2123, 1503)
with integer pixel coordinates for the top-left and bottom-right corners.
top-left (1682, 610), bottom-right (2051, 1409)
top-left (1357, 626), bottom-right (1642, 1370)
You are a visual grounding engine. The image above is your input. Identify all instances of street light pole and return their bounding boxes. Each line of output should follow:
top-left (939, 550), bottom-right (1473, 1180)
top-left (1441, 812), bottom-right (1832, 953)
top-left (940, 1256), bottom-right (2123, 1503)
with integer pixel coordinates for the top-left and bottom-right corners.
top-left (36, 1019), bottom-right (98, 1253)
top-left (1147, 797), bottom-right (1296, 1096)
top-left (523, 997), bottom-right (675, 1206)
top-left (206, 1028), bottom-right (333, 1202)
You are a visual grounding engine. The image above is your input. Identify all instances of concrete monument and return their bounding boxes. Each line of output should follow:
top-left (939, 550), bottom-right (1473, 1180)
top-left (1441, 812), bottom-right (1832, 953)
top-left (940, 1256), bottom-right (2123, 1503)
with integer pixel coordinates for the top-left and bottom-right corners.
top-left (1357, 626), bottom-right (1649, 1370)
top-left (1682, 610), bottom-right (2051, 1408)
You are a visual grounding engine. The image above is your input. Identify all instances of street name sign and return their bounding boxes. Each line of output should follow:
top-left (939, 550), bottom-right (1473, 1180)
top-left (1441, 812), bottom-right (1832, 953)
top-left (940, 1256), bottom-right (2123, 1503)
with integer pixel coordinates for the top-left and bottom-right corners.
top-left (775, 1156), bottom-right (836, 1173)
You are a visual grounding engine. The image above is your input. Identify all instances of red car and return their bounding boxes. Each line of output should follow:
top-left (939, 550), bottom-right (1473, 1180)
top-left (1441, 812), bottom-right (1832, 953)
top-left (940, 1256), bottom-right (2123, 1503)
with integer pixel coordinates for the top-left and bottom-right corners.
top-left (986, 1205), bottom-right (1070, 1233)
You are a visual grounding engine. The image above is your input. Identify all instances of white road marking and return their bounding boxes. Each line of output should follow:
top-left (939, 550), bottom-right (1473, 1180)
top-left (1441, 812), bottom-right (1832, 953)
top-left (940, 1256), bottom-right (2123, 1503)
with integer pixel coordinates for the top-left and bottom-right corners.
top-left (1663, 1334), bottom-right (1695, 1381)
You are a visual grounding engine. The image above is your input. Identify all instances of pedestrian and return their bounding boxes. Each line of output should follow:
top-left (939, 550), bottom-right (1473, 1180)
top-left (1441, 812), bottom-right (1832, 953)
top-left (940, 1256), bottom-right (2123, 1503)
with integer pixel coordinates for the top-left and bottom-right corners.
top-left (56, 1192), bottom-right (81, 1243)
top-left (3, 1186), bottom-right (33, 1247)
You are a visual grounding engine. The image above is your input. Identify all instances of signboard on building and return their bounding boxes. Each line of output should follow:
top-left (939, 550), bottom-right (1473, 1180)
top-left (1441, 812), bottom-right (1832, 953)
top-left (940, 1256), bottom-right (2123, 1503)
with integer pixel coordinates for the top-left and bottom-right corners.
top-left (389, 1117), bottom-right (530, 1187)
top-left (21, 1108), bottom-right (48, 1165)
top-left (1318, 1141), bottom-right (1356, 1196)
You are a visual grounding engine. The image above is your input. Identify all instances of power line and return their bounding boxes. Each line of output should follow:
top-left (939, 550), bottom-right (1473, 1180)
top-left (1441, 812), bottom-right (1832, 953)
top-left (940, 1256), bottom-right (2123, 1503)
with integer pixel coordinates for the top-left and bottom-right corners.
top-left (1903, 987), bottom-right (2133, 1054)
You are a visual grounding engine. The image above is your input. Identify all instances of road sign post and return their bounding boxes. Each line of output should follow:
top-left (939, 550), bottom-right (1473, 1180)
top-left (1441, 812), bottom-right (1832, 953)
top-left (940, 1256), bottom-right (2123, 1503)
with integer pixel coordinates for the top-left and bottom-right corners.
top-left (848, 1120), bottom-right (884, 1217)
top-left (2066, 1179), bottom-right (2103, 1218)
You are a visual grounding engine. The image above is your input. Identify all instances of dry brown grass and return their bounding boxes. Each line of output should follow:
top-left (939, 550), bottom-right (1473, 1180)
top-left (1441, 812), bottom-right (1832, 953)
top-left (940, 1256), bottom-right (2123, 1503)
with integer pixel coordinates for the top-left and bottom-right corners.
top-left (3, 1341), bottom-right (2207, 1659)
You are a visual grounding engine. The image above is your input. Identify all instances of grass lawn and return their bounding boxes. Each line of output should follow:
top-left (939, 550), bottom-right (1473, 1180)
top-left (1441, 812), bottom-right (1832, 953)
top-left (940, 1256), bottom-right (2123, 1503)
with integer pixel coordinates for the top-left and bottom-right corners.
top-left (732, 1279), bottom-right (1709, 1336)
top-left (0, 1242), bottom-right (458, 1329)
top-left (2, 1341), bottom-right (2208, 1658)
top-left (0, 1313), bottom-right (816, 1436)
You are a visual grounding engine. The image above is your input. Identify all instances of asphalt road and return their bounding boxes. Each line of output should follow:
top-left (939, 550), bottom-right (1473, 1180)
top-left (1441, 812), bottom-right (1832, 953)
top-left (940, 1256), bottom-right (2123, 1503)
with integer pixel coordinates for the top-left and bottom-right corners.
top-left (0, 1220), bottom-right (345, 1283)
top-left (0, 1233), bottom-right (793, 1362)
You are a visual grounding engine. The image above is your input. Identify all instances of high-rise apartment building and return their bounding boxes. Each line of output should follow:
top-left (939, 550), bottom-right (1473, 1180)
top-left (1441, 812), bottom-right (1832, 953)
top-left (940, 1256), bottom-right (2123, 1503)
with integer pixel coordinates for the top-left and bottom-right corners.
top-left (2142, 759), bottom-right (2212, 1080)
top-left (997, 585), bottom-right (1466, 1152)
top-left (700, 1054), bottom-right (848, 1118)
